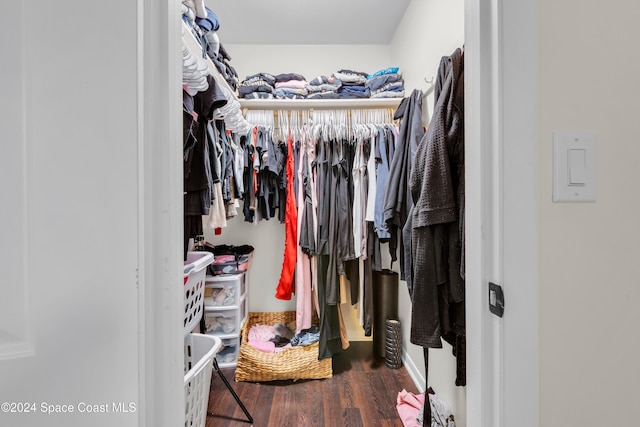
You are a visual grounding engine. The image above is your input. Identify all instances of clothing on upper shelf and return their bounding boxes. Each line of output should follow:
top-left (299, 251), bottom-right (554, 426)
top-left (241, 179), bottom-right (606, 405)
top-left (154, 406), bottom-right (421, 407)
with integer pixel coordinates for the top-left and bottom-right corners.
top-left (366, 72), bottom-right (405, 99)
top-left (242, 92), bottom-right (274, 99)
top-left (271, 74), bottom-right (308, 99)
top-left (333, 69), bottom-right (368, 85)
top-left (238, 73), bottom-right (276, 98)
top-left (366, 73), bottom-right (403, 90)
top-left (367, 67), bottom-right (400, 80)
top-left (371, 90), bottom-right (405, 99)
top-left (238, 79), bottom-right (275, 97)
top-left (274, 87), bottom-right (308, 99)
top-left (308, 91), bottom-right (340, 99)
top-left (307, 75), bottom-right (342, 92)
top-left (337, 85), bottom-right (371, 99)
top-left (275, 80), bottom-right (308, 90)
top-left (238, 68), bottom-right (405, 100)
top-left (274, 72), bottom-right (306, 83)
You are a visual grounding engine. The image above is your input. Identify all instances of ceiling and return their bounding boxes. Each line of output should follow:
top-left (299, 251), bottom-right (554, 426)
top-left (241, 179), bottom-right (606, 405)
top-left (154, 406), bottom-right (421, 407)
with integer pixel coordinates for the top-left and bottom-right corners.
top-left (207, 0), bottom-right (412, 45)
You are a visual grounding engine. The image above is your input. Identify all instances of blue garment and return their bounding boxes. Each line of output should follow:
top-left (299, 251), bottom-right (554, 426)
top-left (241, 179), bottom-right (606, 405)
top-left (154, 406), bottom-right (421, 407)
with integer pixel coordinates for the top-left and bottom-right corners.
top-left (367, 67), bottom-right (399, 80)
top-left (290, 326), bottom-right (320, 346)
top-left (195, 7), bottom-right (220, 32)
top-left (366, 73), bottom-right (403, 91)
top-left (308, 91), bottom-right (339, 99)
top-left (374, 126), bottom-right (392, 240)
top-left (337, 85), bottom-right (370, 99)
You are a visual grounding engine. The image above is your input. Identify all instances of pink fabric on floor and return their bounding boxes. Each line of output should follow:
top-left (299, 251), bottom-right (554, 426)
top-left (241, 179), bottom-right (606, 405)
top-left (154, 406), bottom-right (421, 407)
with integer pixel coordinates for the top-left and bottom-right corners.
top-left (248, 338), bottom-right (275, 353)
top-left (396, 389), bottom-right (425, 427)
top-left (248, 324), bottom-right (275, 342)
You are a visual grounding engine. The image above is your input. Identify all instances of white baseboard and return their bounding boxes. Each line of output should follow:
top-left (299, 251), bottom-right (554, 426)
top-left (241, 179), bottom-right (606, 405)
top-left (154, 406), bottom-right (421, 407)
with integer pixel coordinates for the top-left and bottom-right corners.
top-left (402, 347), bottom-right (425, 393)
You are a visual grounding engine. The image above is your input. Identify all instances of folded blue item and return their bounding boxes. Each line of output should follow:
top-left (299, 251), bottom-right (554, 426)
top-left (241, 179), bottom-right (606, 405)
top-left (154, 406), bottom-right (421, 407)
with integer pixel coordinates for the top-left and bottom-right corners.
top-left (339, 85), bottom-right (368, 93)
top-left (195, 7), bottom-right (220, 32)
top-left (366, 73), bottom-right (402, 91)
top-left (367, 67), bottom-right (399, 80)
top-left (308, 91), bottom-right (340, 99)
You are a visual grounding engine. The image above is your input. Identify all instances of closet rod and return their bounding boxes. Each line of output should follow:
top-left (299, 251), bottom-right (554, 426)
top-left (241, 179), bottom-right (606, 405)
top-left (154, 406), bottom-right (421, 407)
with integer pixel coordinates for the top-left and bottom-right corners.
top-left (239, 98), bottom-right (402, 111)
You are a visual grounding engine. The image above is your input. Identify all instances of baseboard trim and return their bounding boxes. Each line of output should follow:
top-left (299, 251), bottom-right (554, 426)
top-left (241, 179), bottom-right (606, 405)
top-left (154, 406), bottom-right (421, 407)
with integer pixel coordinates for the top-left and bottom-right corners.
top-left (402, 347), bottom-right (425, 393)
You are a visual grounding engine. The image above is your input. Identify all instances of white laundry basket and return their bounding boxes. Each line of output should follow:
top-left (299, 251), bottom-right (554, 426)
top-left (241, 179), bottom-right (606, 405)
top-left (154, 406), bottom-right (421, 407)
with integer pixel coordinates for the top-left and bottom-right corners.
top-left (184, 251), bottom-right (214, 336)
top-left (184, 333), bottom-right (221, 427)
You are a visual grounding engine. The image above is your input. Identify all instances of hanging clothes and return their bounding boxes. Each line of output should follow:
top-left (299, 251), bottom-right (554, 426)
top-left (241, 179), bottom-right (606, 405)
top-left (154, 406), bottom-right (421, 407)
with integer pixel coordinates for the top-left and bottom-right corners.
top-left (183, 74), bottom-right (228, 257)
top-left (238, 108), bottom-right (404, 359)
top-left (295, 133), bottom-right (314, 332)
top-left (409, 48), bottom-right (466, 386)
top-left (275, 130), bottom-right (297, 300)
top-left (383, 89), bottom-right (425, 288)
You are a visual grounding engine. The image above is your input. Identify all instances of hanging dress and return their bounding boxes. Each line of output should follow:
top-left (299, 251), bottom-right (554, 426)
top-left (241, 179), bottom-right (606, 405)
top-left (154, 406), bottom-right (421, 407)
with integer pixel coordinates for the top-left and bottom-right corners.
top-left (275, 130), bottom-right (297, 300)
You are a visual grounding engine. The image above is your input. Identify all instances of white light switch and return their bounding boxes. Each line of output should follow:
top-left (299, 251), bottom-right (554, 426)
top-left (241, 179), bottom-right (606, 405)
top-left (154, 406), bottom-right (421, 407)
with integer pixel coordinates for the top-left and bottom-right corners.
top-left (568, 148), bottom-right (587, 185)
top-left (553, 132), bottom-right (596, 202)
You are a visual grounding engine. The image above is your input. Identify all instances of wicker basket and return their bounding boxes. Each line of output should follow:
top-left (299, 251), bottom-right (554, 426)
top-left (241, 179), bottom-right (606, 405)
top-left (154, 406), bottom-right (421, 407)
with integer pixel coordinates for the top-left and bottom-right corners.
top-left (234, 311), bottom-right (333, 382)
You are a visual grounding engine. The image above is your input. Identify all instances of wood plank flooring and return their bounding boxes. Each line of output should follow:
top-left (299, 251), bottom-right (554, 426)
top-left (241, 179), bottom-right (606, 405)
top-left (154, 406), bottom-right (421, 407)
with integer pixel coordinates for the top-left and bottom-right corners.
top-left (206, 341), bottom-right (419, 427)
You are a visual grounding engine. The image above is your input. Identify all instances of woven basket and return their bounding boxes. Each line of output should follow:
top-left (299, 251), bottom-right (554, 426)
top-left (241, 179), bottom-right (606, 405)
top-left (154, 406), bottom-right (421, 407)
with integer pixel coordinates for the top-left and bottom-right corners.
top-left (234, 311), bottom-right (333, 382)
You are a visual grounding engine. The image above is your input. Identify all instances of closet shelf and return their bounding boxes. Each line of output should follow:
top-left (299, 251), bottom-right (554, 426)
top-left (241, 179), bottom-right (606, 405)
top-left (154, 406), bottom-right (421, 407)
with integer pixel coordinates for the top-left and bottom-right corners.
top-left (181, 20), bottom-right (238, 101)
top-left (239, 98), bottom-right (402, 110)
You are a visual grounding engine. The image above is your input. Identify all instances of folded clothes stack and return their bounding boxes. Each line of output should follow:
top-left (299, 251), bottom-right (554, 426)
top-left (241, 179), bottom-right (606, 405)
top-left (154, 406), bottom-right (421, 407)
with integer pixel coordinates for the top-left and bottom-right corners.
top-left (238, 67), bottom-right (404, 101)
top-left (274, 73), bottom-right (308, 99)
top-left (334, 69), bottom-right (370, 99)
top-left (333, 69), bottom-right (368, 85)
top-left (238, 72), bottom-right (276, 99)
top-left (366, 67), bottom-right (405, 98)
top-left (307, 75), bottom-right (343, 99)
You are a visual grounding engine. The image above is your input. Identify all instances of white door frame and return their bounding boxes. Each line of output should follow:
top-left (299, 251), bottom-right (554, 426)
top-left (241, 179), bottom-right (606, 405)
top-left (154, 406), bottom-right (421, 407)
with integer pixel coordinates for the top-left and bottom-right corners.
top-left (465, 0), bottom-right (538, 426)
top-left (138, 0), bottom-right (539, 425)
top-left (137, 1), bottom-right (184, 426)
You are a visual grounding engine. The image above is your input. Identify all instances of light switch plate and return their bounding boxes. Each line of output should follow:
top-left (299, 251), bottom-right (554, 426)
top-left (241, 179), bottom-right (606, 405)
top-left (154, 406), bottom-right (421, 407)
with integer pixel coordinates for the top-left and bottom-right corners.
top-left (553, 131), bottom-right (596, 202)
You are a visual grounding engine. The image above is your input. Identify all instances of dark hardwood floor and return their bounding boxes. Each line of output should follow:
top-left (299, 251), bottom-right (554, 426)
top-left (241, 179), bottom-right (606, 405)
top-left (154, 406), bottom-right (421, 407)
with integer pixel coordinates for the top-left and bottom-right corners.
top-left (206, 341), bottom-right (420, 427)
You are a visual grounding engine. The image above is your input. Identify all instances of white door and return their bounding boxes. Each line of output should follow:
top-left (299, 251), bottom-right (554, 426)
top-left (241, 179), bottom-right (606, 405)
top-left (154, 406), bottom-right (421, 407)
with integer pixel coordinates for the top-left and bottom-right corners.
top-left (0, 1), bottom-right (172, 426)
top-left (466, 0), bottom-right (538, 426)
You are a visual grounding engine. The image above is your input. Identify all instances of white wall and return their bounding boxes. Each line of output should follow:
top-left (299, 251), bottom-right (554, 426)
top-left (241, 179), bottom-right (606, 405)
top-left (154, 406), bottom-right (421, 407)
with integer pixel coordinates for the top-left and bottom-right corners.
top-left (390, 1), bottom-right (466, 426)
top-left (391, 0), bottom-right (465, 123)
top-left (0, 1), bottom-right (140, 426)
top-left (205, 43), bottom-right (392, 314)
top-left (538, 1), bottom-right (640, 425)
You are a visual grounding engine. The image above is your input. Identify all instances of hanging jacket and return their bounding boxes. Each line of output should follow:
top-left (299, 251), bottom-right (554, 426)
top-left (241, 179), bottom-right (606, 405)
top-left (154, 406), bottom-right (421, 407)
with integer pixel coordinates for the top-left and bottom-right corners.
top-left (383, 89), bottom-right (425, 285)
top-left (408, 48), bottom-right (466, 387)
